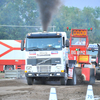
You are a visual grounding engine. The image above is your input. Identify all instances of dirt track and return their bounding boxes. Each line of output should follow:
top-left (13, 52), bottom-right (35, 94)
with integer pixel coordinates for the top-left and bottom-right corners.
top-left (0, 73), bottom-right (100, 100)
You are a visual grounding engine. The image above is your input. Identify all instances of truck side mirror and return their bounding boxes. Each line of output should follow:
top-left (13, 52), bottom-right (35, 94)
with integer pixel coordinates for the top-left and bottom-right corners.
top-left (66, 40), bottom-right (69, 47)
top-left (21, 40), bottom-right (24, 51)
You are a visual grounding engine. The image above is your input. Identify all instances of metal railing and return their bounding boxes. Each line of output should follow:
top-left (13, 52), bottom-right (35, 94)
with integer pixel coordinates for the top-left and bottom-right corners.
top-left (5, 69), bottom-right (25, 78)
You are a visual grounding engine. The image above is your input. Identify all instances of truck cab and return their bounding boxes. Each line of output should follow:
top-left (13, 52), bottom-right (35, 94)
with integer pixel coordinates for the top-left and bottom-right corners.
top-left (69, 29), bottom-right (89, 59)
top-left (21, 32), bottom-right (69, 85)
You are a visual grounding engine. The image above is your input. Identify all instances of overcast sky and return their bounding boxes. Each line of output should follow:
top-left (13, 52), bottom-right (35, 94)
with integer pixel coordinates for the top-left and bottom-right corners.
top-left (63, 0), bottom-right (100, 9)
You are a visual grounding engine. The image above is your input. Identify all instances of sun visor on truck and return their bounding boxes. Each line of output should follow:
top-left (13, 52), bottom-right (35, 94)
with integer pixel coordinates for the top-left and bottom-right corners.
top-left (26, 33), bottom-right (62, 38)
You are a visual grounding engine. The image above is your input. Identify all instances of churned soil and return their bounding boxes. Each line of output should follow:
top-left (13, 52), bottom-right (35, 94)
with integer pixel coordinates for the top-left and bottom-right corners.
top-left (0, 73), bottom-right (100, 100)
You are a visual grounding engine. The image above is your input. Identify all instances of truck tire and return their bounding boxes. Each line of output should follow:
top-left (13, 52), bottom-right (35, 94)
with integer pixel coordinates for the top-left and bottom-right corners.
top-left (96, 75), bottom-right (100, 80)
top-left (60, 72), bottom-right (67, 85)
top-left (27, 77), bottom-right (33, 85)
top-left (96, 67), bottom-right (100, 80)
top-left (76, 75), bottom-right (83, 84)
top-left (89, 69), bottom-right (95, 84)
top-left (75, 68), bottom-right (83, 84)
top-left (67, 68), bottom-right (76, 85)
top-left (60, 77), bottom-right (67, 85)
top-left (89, 76), bottom-right (95, 84)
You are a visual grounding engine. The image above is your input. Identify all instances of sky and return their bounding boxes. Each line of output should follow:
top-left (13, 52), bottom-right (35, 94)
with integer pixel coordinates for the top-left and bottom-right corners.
top-left (64, 0), bottom-right (100, 9)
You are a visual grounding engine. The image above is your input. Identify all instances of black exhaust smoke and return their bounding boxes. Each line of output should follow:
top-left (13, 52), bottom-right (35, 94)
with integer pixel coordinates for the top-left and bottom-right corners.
top-left (36, 0), bottom-right (61, 31)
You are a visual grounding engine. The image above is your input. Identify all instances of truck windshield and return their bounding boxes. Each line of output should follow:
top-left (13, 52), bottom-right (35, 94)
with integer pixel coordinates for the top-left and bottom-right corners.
top-left (71, 37), bottom-right (86, 45)
top-left (26, 37), bottom-right (62, 51)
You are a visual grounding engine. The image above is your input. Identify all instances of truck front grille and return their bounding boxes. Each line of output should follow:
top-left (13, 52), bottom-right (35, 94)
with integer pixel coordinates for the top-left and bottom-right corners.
top-left (27, 58), bottom-right (61, 65)
top-left (37, 66), bottom-right (51, 72)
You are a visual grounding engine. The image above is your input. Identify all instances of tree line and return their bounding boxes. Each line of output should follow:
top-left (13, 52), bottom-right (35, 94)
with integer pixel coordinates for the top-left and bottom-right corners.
top-left (0, 0), bottom-right (100, 43)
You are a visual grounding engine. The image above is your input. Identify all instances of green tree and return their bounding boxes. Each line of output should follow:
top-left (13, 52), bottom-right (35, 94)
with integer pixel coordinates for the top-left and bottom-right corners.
top-left (51, 6), bottom-right (100, 43)
top-left (0, 0), bottom-right (40, 39)
top-left (0, 1), bottom-right (100, 43)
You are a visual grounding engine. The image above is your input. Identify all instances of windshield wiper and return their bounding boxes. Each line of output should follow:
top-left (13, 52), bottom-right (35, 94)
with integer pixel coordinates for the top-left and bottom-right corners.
top-left (27, 47), bottom-right (41, 51)
top-left (37, 58), bottom-right (51, 65)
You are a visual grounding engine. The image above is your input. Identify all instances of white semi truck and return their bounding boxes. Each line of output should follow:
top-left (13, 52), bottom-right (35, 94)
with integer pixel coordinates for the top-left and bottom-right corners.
top-left (21, 32), bottom-right (69, 85)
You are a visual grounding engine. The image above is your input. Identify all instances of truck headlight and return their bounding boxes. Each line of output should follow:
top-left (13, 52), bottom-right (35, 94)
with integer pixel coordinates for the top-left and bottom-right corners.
top-left (26, 66), bottom-right (32, 70)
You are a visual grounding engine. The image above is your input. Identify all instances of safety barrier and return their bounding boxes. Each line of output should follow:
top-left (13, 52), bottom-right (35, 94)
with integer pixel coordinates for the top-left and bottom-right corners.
top-left (5, 69), bottom-right (25, 78)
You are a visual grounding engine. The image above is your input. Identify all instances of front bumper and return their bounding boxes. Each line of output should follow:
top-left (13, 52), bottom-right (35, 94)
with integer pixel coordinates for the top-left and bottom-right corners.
top-left (25, 72), bottom-right (65, 78)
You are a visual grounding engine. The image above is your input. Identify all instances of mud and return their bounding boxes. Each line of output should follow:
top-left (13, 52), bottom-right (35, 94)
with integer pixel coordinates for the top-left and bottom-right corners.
top-left (0, 73), bottom-right (100, 100)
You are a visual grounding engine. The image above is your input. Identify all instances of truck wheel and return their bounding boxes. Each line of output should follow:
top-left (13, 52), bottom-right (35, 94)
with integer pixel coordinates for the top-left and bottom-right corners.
top-left (96, 67), bottom-right (100, 80)
top-left (96, 75), bottom-right (100, 80)
top-left (89, 76), bottom-right (95, 84)
top-left (75, 68), bottom-right (83, 84)
top-left (73, 70), bottom-right (76, 85)
top-left (89, 69), bottom-right (95, 84)
top-left (27, 77), bottom-right (33, 85)
top-left (76, 75), bottom-right (83, 84)
top-left (60, 77), bottom-right (67, 85)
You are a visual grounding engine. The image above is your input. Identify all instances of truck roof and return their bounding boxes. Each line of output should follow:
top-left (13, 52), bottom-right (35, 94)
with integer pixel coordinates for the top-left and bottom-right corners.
top-left (27, 31), bottom-right (66, 34)
top-left (26, 32), bottom-right (67, 38)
